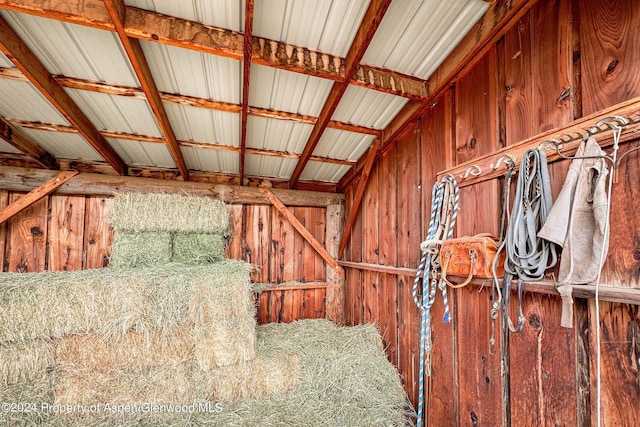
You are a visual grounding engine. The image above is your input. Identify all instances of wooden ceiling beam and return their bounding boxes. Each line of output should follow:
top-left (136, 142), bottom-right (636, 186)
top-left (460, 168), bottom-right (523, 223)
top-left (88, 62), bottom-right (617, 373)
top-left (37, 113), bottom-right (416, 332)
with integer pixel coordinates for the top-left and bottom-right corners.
top-left (288, 0), bottom-right (392, 188)
top-left (0, 67), bottom-right (381, 136)
top-left (0, 165), bottom-right (344, 202)
top-left (0, 0), bottom-right (427, 100)
top-left (239, 0), bottom-right (254, 185)
top-left (7, 119), bottom-right (355, 167)
top-left (103, 0), bottom-right (189, 181)
top-left (0, 116), bottom-right (59, 169)
top-left (0, 14), bottom-right (127, 175)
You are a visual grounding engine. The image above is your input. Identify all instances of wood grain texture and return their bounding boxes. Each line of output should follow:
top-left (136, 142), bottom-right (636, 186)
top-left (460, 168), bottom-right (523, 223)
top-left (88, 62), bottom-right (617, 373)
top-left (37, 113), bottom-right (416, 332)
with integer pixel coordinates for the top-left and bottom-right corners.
top-left (0, 190), bottom-right (7, 270)
top-left (588, 301), bottom-right (640, 425)
top-left (508, 293), bottom-right (577, 426)
top-left (82, 196), bottom-right (112, 270)
top-left (579, 0), bottom-right (640, 116)
top-left (47, 195), bottom-right (85, 271)
top-left (243, 205), bottom-right (271, 283)
top-left (5, 192), bottom-right (47, 272)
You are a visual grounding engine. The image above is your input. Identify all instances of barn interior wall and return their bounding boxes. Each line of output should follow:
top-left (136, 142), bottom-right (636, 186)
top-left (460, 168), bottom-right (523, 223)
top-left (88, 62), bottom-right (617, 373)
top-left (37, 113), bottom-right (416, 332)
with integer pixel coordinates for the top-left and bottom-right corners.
top-left (342, 0), bottom-right (640, 425)
top-left (0, 192), bottom-right (328, 324)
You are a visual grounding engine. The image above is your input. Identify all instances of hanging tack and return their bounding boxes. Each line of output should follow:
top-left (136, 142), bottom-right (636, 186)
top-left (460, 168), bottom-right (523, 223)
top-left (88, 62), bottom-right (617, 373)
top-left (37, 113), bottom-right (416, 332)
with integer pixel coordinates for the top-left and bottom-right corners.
top-left (490, 153), bottom-right (516, 170)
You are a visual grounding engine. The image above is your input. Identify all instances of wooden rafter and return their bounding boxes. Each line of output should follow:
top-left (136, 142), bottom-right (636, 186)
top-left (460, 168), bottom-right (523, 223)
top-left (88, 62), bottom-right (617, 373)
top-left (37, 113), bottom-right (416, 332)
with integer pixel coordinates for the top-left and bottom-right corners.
top-left (0, 15), bottom-right (127, 175)
top-left (7, 119), bottom-right (355, 167)
top-left (0, 0), bottom-right (427, 100)
top-left (0, 67), bottom-right (381, 136)
top-left (260, 188), bottom-right (345, 279)
top-left (0, 170), bottom-right (78, 224)
top-left (103, 0), bottom-right (189, 181)
top-left (239, 0), bottom-right (254, 185)
top-left (288, 0), bottom-right (392, 188)
top-left (0, 116), bottom-right (58, 169)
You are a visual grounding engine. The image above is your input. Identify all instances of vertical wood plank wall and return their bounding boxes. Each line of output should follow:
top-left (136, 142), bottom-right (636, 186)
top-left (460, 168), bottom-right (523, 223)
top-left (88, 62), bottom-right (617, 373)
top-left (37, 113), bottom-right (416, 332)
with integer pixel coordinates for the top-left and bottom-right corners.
top-left (342, 0), bottom-right (640, 425)
top-left (0, 197), bottom-right (328, 324)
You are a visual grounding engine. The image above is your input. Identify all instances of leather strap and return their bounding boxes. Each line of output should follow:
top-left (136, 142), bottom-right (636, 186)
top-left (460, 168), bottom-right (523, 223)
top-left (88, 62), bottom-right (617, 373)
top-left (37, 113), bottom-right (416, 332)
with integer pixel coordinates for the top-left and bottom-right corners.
top-left (440, 248), bottom-right (477, 288)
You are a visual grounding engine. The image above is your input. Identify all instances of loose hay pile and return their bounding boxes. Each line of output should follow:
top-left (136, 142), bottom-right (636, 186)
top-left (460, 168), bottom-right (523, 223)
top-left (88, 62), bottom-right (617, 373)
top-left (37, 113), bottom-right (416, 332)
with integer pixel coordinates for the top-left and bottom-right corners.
top-left (0, 193), bottom-right (414, 426)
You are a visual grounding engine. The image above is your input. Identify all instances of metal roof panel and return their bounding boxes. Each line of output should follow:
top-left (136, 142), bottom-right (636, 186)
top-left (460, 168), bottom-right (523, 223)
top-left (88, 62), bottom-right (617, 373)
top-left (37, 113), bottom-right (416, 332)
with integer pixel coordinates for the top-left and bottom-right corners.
top-left (313, 129), bottom-right (375, 161)
top-left (65, 89), bottom-right (161, 136)
top-left (127, 0), bottom-right (244, 31)
top-left (249, 64), bottom-right (332, 117)
top-left (245, 153), bottom-right (297, 179)
top-left (141, 41), bottom-right (241, 104)
top-left (108, 138), bottom-right (176, 168)
top-left (247, 116), bottom-right (313, 153)
top-left (182, 146), bottom-right (239, 174)
top-left (0, 10), bottom-right (139, 86)
top-left (300, 161), bottom-right (350, 183)
top-left (333, 85), bottom-right (408, 129)
top-left (20, 128), bottom-right (103, 160)
top-left (0, 79), bottom-right (69, 124)
top-left (165, 104), bottom-right (239, 146)
top-left (0, 139), bottom-right (22, 154)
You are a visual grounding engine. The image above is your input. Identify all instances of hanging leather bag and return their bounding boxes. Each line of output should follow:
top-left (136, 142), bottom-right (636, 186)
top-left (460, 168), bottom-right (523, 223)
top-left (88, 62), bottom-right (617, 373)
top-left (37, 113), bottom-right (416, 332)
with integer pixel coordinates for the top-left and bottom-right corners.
top-left (440, 233), bottom-right (505, 288)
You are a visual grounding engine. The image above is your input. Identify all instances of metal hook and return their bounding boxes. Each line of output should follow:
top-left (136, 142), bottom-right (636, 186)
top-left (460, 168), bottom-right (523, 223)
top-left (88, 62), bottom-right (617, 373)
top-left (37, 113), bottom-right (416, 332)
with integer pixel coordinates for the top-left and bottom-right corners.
top-left (537, 139), bottom-right (562, 152)
top-left (460, 164), bottom-right (482, 179)
top-left (590, 115), bottom-right (629, 133)
top-left (490, 153), bottom-right (516, 170)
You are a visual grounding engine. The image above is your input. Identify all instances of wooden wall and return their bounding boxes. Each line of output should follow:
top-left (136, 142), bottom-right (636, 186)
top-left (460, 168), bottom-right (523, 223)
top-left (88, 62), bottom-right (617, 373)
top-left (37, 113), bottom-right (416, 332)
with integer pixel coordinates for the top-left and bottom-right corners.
top-left (0, 192), bottom-right (328, 324)
top-left (342, 0), bottom-right (640, 425)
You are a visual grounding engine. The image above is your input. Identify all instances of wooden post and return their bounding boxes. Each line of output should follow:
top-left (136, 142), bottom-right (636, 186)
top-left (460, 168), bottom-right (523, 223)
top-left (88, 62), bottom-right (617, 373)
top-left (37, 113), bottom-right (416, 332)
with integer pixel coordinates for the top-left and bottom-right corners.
top-left (325, 202), bottom-right (345, 324)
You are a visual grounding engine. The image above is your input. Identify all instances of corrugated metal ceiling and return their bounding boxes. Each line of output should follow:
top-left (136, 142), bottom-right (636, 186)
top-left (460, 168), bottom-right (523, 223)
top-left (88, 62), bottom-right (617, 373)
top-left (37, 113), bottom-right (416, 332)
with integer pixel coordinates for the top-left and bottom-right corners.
top-left (0, 0), bottom-right (491, 188)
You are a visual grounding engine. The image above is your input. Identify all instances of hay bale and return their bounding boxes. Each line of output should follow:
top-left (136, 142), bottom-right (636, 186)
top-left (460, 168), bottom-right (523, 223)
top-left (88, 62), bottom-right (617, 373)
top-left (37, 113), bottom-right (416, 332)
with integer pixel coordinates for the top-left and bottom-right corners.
top-left (193, 353), bottom-right (301, 402)
top-left (171, 233), bottom-right (227, 264)
top-left (109, 231), bottom-right (173, 268)
top-left (54, 327), bottom-right (193, 373)
top-left (55, 363), bottom-right (194, 407)
top-left (109, 193), bottom-right (232, 235)
top-left (0, 372), bottom-right (56, 426)
top-left (0, 339), bottom-right (54, 384)
top-left (0, 261), bottom-right (254, 346)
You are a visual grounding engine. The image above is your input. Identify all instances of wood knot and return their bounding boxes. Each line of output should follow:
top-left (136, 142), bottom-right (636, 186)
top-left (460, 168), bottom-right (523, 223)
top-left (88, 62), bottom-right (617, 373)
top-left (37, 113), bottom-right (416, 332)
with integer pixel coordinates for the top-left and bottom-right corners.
top-left (470, 411), bottom-right (479, 426)
top-left (30, 226), bottom-right (44, 236)
top-left (529, 313), bottom-right (542, 330)
top-left (606, 59), bottom-right (619, 75)
top-left (470, 137), bottom-right (477, 149)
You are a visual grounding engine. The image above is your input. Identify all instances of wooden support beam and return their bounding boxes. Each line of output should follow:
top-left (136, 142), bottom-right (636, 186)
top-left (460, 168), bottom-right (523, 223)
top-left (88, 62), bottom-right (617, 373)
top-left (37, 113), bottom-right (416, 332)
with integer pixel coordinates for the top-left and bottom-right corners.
top-left (338, 260), bottom-right (417, 277)
top-left (288, 0), bottom-right (392, 188)
top-left (104, 0), bottom-right (189, 181)
top-left (0, 67), bottom-right (381, 136)
top-left (0, 170), bottom-right (78, 224)
top-left (239, 0), bottom-right (254, 185)
top-left (338, 139), bottom-right (380, 258)
top-left (0, 116), bottom-right (59, 169)
top-left (0, 15), bottom-right (127, 175)
top-left (0, 0), bottom-right (428, 100)
top-left (260, 187), bottom-right (345, 279)
top-left (325, 203), bottom-right (346, 324)
top-left (0, 166), bottom-right (344, 206)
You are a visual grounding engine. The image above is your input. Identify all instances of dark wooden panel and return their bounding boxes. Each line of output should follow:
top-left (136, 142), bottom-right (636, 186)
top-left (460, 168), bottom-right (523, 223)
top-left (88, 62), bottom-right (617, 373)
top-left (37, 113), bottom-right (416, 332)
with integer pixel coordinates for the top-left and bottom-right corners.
top-left (348, 185), bottom-right (365, 326)
top-left (532, 0), bottom-right (573, 132)
top-left (363, 162), bottom-right (379, 324)
top-left (6, 192), bottom-right (48, 272)
top-left (48, 195), bottom-right (85, 271)
top-left (588, 301), bottom-right (640, 425)
top-left (509, 293), bottom-right (577, 426)
top-left (579, 0), bottom-right (640, 116)
top-left (311, 207), bottom-right (326, 282)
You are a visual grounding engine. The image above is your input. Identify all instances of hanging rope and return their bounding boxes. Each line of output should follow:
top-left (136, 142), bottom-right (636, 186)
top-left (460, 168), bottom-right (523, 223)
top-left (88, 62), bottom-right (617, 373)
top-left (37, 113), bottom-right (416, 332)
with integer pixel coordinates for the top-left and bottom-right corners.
top-left (503, 148), bottom-right (558, 333)
top-left (413, 174), bottom-right (459, 427)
